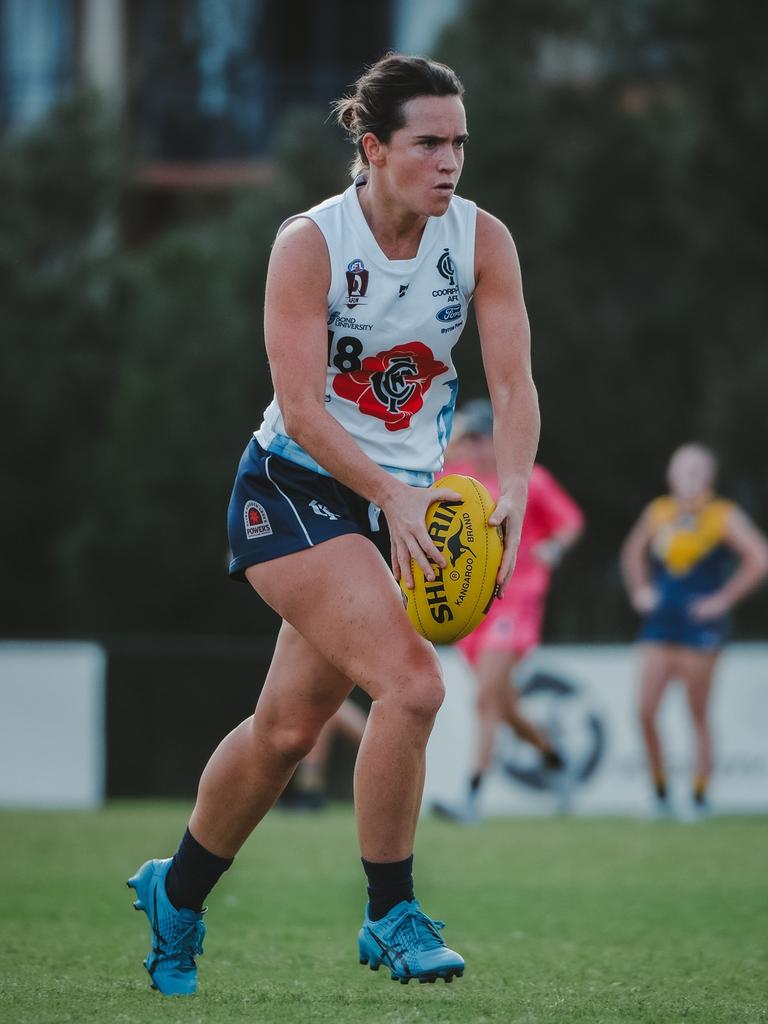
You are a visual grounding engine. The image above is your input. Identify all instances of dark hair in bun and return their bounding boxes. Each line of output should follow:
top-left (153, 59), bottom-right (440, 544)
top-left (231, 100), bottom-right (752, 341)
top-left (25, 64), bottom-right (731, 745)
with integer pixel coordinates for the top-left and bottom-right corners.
top-left (332, 53), bottom-right (465, 177)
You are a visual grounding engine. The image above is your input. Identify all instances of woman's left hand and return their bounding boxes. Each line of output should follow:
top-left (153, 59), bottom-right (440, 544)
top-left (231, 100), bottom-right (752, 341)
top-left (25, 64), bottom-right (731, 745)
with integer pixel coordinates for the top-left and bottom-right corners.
top-left (488, 493), bottom-right (526, 597)
top-left (689, 592), bottom-right (730, 621)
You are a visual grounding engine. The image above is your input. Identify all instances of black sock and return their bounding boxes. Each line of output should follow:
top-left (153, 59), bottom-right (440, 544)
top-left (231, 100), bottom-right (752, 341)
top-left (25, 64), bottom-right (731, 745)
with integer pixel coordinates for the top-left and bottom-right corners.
top-left (165, 828), bottom-right (234, 912)
top-left (362, 855), bottom-right (414, 921)
top-left (469, 772), bottom-right (483, 794)
top-left (543, 749), bottom-right (564, 770)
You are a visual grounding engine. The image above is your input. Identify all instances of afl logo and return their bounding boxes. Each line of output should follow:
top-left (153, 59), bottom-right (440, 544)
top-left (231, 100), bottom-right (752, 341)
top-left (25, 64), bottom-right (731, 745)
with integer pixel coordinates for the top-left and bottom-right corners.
top-left (345, 258), bottom-right (369, 308)
top-left (435, 303), bottom-right (462, 323)
top-left (436, 248), bottom-right (456, 285)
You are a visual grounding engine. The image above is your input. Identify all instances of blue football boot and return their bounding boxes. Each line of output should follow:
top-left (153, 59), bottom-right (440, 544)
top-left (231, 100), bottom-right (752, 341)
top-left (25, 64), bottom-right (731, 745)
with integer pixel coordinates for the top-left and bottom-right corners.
top-left (358, 899), bottom-right (465, 984)
top-left (127, 858), bottom-right (205, 996)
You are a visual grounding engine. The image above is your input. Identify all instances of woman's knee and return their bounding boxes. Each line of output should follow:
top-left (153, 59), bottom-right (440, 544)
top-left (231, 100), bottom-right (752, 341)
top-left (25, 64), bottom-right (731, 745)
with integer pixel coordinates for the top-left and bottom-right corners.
top-left (405, 674), bottom-right (445, 720)
top-left (386, 647), bottom-right (445, 720)
top-left (475, 679), bottom-right (498, 718)
top-left (262, 718), bottom-right (322, 764)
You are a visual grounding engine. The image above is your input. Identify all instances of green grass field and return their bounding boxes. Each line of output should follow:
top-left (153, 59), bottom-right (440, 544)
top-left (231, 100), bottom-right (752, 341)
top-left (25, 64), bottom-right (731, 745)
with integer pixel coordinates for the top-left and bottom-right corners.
top-left (0, 804), bottom-right (766, 1024)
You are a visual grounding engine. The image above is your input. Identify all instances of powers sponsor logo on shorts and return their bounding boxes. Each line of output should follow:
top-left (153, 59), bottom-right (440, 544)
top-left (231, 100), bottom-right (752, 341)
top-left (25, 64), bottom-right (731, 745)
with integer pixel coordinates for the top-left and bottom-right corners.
top-left (244, 500), bottom-right (273, 539)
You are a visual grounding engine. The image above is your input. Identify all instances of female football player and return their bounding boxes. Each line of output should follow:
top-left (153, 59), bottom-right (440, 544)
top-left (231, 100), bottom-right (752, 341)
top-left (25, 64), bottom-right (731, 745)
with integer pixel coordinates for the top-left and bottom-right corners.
top-left (621, 444), bottom-right (768, 817)
top-left (128, 53), bottom-right (539, 993)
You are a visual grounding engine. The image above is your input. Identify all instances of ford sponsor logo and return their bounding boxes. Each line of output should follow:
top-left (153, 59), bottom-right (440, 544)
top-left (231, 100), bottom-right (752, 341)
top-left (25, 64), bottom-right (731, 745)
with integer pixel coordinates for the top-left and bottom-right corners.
top-left (435, 303), bottom-right (462, 323)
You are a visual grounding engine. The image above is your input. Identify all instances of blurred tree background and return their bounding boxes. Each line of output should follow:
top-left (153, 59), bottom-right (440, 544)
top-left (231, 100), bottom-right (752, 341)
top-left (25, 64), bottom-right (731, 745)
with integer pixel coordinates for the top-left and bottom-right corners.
top-left (2, 0), bottom-right (766, 641)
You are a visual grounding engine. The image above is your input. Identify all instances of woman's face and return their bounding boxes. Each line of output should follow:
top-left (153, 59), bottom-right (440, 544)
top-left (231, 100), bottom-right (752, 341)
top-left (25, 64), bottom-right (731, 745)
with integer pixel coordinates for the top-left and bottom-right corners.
top-left (667, 447), bottom-right (716, 500)
top-left (365, 94), bottom-right (467, 217)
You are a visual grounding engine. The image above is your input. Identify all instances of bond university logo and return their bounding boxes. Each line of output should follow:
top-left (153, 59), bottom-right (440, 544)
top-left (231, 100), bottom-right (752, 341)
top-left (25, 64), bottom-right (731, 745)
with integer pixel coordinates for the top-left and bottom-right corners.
top-left (332, 342), bottom-right (449, 432)
top-left (345, 258), bottom-right (369, 308)
top-left (244, 500), bottom-right (272, 539)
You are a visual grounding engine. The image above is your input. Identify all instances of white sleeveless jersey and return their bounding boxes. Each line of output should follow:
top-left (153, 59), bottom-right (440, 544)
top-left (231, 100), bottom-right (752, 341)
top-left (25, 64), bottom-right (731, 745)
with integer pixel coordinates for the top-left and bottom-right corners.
top-left (255, 177), bottom-right (477, 486)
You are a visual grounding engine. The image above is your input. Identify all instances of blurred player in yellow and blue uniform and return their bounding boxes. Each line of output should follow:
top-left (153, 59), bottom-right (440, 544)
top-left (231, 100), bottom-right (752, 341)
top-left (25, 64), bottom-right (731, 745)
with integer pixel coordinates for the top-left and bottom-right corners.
top-left (622, 444), bottom-right (768, 817)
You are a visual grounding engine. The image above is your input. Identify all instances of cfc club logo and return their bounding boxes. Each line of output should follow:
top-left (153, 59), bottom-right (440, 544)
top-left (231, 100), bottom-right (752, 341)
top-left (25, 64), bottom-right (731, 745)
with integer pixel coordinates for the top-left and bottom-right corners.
top-left (436, 248), bottom-right (456, 285)
top-left (332, 342), bottom-right (449, 431)
top-left (244, 500), bottom-right (272, 539)
top-left (345, 258), bottom-right (369, 308)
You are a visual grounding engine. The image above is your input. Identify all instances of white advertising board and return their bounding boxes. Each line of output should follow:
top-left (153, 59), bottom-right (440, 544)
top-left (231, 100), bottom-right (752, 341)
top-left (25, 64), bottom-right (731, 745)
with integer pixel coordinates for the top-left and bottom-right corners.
top-left (0, 642), bottom-right (106, 808)
top-left (425, 644), bottom-right (768, 817)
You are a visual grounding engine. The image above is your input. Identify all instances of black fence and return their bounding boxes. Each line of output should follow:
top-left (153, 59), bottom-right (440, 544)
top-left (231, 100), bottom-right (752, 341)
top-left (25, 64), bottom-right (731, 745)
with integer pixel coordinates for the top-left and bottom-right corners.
top-left (106, 634), bottom-right (364, 800)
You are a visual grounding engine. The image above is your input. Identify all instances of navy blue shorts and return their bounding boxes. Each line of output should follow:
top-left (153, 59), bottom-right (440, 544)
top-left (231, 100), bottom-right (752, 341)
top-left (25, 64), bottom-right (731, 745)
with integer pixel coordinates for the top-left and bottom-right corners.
top-left (227, 438), bottom-right (392, 581)
top-left (639, 604), bottom-right (730, 651)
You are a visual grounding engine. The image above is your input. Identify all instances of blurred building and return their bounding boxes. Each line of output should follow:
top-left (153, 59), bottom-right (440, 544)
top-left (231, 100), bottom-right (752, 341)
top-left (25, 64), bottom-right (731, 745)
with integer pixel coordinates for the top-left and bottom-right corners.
top-left (0, 0), bottom-right (462, 185)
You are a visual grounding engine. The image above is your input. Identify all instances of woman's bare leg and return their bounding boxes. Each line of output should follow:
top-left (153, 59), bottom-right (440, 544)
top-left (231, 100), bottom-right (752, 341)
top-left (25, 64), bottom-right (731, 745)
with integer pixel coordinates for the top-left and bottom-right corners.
top-left (679, 647), bottom-right (719, 797)
top-left (242, 534), bottom-right (444, 863)
top-left (637, 643), bottom-right (674, 795)
top-left (498, 657), bottom-right (557, 757)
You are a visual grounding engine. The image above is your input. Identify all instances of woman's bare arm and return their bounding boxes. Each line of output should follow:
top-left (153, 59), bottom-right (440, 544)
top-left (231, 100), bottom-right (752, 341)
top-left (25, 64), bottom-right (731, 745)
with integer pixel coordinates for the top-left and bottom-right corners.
top-left (620, 508), bottom-right (658, 614)
top-left (473, 210), bottom-right (540, 596)
top-left (689, 506), bottom-right (768, 620)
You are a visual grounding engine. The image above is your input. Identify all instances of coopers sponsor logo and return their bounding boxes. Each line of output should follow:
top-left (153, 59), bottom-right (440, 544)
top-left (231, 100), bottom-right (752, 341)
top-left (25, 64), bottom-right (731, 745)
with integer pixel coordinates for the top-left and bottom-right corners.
top-left (328, 310), bottom-right (373, 331)
top-left (435, 303), bottom-right (462, 323)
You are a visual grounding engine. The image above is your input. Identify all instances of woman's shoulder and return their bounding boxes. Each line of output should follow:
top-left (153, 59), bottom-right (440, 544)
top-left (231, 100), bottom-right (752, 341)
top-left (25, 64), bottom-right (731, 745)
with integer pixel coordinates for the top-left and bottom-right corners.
top-left (269, 217), bottom-right (331, 295)
top-left (703, 496), bottom-right (735, 533)
top-left (646, 495), bottom-right (677, 526)
top-left (474, 207), bottom-right (514, 243)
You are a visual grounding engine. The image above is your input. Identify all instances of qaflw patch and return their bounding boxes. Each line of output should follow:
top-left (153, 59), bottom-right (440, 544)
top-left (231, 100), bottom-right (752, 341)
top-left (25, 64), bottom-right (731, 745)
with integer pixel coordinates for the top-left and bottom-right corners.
top-left (244, 500), bottom-right (272, 539)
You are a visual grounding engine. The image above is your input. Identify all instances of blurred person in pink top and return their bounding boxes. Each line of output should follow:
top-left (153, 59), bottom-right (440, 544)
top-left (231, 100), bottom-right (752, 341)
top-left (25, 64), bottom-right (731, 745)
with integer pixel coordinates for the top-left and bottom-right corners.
top-left (436, 399), bottom-right (583, 821)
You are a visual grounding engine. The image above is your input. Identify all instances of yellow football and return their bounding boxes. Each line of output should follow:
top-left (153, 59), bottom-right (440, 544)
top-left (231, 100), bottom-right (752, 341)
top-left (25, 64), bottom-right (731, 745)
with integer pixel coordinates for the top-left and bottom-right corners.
top-left (400, 474), bottom-right (504, 644)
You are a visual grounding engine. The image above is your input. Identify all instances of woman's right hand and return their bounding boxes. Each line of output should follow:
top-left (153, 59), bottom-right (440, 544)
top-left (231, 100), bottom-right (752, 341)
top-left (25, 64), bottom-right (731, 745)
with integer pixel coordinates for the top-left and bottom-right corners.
top-left (381, 482), bottom-right (463, 590)
top-left (631, 584), bottom-right (659, 615)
